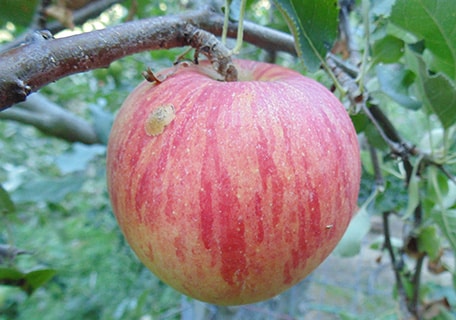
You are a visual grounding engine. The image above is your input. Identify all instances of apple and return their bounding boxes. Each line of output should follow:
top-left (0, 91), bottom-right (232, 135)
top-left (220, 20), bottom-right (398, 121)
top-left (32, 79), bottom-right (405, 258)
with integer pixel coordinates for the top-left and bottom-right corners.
top-left (106, 59), bottom-right (360, 305)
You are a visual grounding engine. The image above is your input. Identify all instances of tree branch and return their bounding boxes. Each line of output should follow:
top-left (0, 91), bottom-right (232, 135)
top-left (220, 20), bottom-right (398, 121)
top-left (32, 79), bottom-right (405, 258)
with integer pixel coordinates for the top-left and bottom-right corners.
top-left (201, 14), bottom-right (296, 55)
top-left (0, 244), bottom-right (29, 265)
top-left (0, 93), bottom-right (100, 144)
top-left (0, 0), bottom-right (124, 53)
top-left (46, 0), bottom-right (124, 32)
top-left (32, 0), bottom-right (53, 30)
top-left (383, 212), bottom-right (415, 319)
top-left (0, 13), bottom-right (189, 109)
top-left (0, 6), bottom-right (295, 110)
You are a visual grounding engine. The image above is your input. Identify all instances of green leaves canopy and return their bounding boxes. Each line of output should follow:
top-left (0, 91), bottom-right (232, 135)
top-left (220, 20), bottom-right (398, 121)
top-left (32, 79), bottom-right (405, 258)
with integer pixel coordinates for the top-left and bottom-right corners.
top-left (380, 0), bottom-right (456, 129)
top-left (390, 0), bottom-right (456, 79)
top-left (272, 0), bottom-right (339, 72)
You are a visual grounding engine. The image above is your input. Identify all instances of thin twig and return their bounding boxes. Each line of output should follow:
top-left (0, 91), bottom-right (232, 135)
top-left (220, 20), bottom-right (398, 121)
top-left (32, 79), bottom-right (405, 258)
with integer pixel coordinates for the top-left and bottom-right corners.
top-left (383, 212), bottom-right (414, 318)
top-left (33, 0), bottom-right (53, 30)
top-left (408, 202), bottom-right (424, 318)
top-left (368, 142), bottom-right (385, 191)
top-left (411, 254), bottom-right (425, 318)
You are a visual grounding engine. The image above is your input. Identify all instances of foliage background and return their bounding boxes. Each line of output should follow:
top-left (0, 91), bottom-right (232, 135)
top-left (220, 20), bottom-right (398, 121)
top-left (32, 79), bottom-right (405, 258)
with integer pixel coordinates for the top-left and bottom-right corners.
top-left (1, 0), bottom-right (455, 319)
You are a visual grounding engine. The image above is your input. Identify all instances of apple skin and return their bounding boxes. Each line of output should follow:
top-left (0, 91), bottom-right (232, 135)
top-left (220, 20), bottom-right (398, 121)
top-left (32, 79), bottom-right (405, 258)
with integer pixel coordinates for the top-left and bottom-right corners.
top-left (106, 59), bottom-right (360, 305)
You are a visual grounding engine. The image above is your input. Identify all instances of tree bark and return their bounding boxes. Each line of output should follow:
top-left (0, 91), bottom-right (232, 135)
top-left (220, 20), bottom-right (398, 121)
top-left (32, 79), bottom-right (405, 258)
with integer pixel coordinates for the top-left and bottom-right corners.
top-left (0, 93), bottom-right (100, 144)
top-left (0, 6), bottom-right (295, 110)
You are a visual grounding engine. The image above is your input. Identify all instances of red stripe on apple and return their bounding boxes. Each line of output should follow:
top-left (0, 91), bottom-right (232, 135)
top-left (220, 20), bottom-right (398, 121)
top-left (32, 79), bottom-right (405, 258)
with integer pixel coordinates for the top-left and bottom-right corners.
top-left (106, 59), bottom-right (361, 305)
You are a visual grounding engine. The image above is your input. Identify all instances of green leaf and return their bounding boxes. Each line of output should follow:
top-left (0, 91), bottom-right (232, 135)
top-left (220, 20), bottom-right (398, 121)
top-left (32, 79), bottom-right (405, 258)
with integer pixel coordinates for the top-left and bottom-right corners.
top-left (0, 267), bottom-right (56, 295)
top-left (0, 184), bottom-right (15, 215)
top-left (418, 71), bottom-right (456, 129)
top-left (404, 159), bottom-right (422, 219)
top-left (390, 0), bottom-right (456, 78)
top-left (400, 274), bottom-right (415, 300)
top-left (435, 308), bottom-right (456, 320)
top-left (364, 122), bottom-right (389, 150)
top-left (0, 0), bottom-right (38, 27)
top-left (12, 173), bottom-right (85, 203)
top-left (24, 269), bottom-right (57, 294)
top-left (432, 209), bottom-right (456, 256)
top-left (350, 113), bottom-right (369, 134)
top-left (339, 313), bottom-right (359, 320)
top-left (334, 206), bottom-right (371, 257)
top-left (370, 235), bottom-right (403, 251)
top-left (374, 176), bottom-right (409, 212)
top-left (419, 128), bottom-right (454, 156)
top-left (271, 0), bottom-right (339, 72)
top-left (89, 104), bottom-right (114, 145)
top-left (55, 143), bottom-right (106, 174)
top-left (417, 225), bottom-right (441, 260)
top-left (0, 267), bottom-right (23, 281)
top-left (372, 35), bottom-right (405, 64)
top-left (427, 169), bottom-right (456, 257)
top-left (376, 64), bottom-right (422, 110)
top-left (406, 50), bottom-right (456, 129)
top-left (424, 165), bottom-right (453, 210)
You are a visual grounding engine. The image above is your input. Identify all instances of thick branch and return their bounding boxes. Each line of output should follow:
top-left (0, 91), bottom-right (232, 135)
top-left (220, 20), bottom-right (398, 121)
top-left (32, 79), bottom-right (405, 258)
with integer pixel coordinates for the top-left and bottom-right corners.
top-left (200, 15), bottom-right (296, 55)
top-left (0, 14), bottom-right (190, 109)
top-left (0, 93), bottom-right (100, 144)
top-left (0, 7), bottom-right (295, 110)
top-left (0, 0), bottom-right (123, 53)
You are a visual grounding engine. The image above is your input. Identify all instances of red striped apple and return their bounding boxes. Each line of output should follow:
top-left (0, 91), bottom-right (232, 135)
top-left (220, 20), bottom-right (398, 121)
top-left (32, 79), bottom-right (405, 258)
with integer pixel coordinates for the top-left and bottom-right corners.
top-left (106, 59), bottom-right (360, 305)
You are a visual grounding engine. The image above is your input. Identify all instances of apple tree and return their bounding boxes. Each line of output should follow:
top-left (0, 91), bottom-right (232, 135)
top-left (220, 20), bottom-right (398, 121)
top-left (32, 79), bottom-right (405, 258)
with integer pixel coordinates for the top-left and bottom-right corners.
top-left (0, 0), bottom-right (455, 319)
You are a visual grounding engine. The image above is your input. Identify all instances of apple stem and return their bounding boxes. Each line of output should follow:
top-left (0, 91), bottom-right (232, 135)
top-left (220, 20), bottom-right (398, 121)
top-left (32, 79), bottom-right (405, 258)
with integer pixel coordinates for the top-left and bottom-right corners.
top-left (142, 67), bottom-right (163, 83)
top-left (184, 25), bottom-right (238, 82)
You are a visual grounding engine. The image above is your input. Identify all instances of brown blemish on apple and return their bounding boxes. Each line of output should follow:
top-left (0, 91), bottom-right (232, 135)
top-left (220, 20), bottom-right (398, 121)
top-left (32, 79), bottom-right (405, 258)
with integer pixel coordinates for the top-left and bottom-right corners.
top-left (145, 104), bottom-right (176, 136)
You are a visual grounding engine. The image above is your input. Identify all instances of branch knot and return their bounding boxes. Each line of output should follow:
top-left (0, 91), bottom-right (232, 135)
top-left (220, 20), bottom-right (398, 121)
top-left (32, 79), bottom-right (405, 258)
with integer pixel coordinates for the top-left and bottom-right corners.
top-left (183, 25), bottom-right (238, 82)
